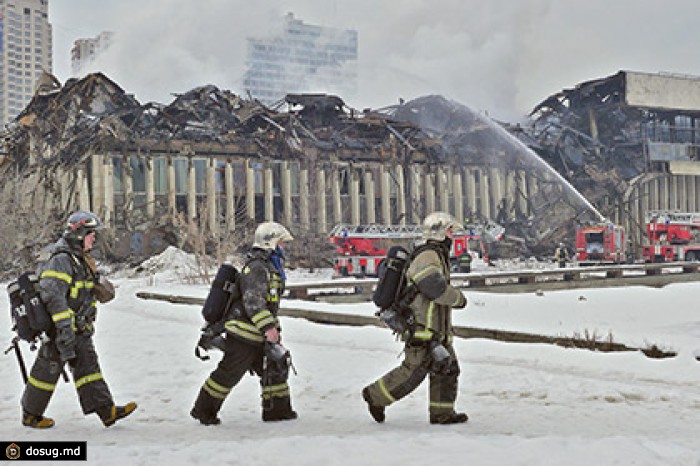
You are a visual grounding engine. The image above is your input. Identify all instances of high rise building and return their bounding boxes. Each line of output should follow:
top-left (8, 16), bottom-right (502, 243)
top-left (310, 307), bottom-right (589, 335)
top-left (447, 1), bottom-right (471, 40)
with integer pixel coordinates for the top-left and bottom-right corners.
top-left (70, 31), bottom-right (113, 76)
top-left (243, 12), bottom-right (358, 104)
top-left (0, 0), bottom-right (52, 124)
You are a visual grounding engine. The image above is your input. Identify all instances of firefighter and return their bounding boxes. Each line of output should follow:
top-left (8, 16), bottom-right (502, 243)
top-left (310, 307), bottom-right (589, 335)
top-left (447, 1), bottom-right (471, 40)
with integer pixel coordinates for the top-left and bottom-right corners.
top-left (458, 250), bottom-right (473, 273)
top-left (362, 212), bottom-right (469, 424)
top-left (555, 242), bottom-right (569, 268)
top-left (191, 222), bottom-right (297, 425)
top-left (20, 211), bottom-right (137, 428)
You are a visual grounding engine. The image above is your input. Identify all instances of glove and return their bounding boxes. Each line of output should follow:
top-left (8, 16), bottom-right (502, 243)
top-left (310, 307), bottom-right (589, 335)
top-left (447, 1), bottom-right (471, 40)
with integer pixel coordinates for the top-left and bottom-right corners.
top-left (55, 327), bottom-right (76, 363)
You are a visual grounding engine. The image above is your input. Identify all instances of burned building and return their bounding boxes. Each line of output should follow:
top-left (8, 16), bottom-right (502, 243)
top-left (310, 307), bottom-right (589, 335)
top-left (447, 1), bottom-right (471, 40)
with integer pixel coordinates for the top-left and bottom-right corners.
top-left (0, 72), bottom-right (595, 268)
top-left (518, 70), bottom-right (700, 253)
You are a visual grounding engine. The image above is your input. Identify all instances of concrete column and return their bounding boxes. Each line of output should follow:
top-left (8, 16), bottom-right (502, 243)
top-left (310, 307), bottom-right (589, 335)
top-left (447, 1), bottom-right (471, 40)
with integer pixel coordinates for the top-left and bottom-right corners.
top-left (453, 167), bottom-right (464, 224)
top-left (364, 169), bottom-right (376, 224)
top-left (225, 160), bottom-right (235, 231)
top-left (90, 153), bottom-right (105, 215)
top-left (123, 157), bottom-right (134, 216)
top-left (410, 165), bottom-right (422, 223)
top-left (669, 176), bottom-right (678, 210)
top-left (425, 171), bottom-right (436, 214)
top-left (77, 165), bottom-right (91, 211)
top-left (689, 176), bottom-right (698, 212)
top-left (516, 170), bottom-right (528, 216)
top-left (437, 166), bottom-right (449, 212)
top-left (145, 157), bottom-right (155, 219)
top-left (167, 158), bottom-right (176, 217)
top-left (332, 166), bottom-right (342, 224)
top-left (396, 165), bottom-right (406, 225)
top-left (380, 166), bottom-right (391, 223)
top-left (245, 159), bottom-right (255, 221)
top-left (464, 168), bottom-right (477, 219)
top-left (678, 176), bottom-right (688, 211)
top-left (649, 178), bottom-right (659, 211)
top-left (489, 167), bottom-right (504, 219)
top-left (281, 162), bottom-right (293, 226)
top-left (264, 165), bottom-right (274, 222)
top-left (207, 158), bottom-right (217, 233)
top-left (187, 159), bottom-right (197, 220)
top-left (316, 167), bottom-right (327, 233)
top-left (299, 167), bottom-right (310, 232)
top-left (350, 168), bottom-right (361, 225)
top-left (479, 168), bottom-right (491, 219)
top-left (103, 155), bottom-right (114, 227)
top-left (641, 179), bottom-right (651, 220)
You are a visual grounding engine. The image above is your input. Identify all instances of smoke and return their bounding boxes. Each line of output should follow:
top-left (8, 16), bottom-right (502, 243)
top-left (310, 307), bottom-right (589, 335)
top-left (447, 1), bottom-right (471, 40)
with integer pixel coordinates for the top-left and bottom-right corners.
top-left (52, 0), bottom-right (700, 121)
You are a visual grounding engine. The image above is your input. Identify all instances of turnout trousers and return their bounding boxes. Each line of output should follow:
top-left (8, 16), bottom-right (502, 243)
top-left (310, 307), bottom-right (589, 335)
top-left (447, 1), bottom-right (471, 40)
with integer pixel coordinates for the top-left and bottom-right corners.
top-left (192, 335), bottom-right (293, 420)
top-left (363, 341), bottom-right (460, 418)
top-left (21, 334), bottom-right (114, 417)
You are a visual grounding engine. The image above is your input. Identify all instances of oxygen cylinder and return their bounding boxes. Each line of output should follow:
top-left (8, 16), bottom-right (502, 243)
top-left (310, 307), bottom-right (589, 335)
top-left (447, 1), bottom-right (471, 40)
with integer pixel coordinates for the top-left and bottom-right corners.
top-left (202, 264), bottom-right (240, 323)
top-left (372, 246), bottom-right (410, 310)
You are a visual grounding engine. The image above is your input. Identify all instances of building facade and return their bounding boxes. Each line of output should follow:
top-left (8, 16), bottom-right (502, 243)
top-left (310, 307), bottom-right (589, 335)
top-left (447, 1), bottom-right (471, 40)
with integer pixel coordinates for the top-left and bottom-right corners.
top-left (0, 0), bottom-right (51, 124)
top-left (70, 31), bottom-right (113, 76)
top-left (243, 12), bottom-right (358, 104)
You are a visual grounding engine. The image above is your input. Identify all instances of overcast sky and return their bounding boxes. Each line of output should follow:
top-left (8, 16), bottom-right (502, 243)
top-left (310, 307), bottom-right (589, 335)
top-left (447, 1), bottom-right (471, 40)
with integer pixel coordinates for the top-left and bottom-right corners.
top-left (49, 0), bottom-right (700, 121)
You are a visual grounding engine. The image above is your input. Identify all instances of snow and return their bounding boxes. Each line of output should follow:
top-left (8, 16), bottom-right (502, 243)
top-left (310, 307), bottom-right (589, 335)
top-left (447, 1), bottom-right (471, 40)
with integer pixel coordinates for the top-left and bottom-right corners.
top-left (1, 249), bottom-right (699, 465)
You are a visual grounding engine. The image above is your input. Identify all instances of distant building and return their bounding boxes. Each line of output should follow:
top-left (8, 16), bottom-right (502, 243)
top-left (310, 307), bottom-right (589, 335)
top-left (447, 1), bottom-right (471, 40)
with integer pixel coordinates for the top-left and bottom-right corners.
top-left (243, 12), bottom-right (358, 104)
top-left (0, 0), bottom-right (52, 124)
top-left (70, 31), bottom-right (114, 76)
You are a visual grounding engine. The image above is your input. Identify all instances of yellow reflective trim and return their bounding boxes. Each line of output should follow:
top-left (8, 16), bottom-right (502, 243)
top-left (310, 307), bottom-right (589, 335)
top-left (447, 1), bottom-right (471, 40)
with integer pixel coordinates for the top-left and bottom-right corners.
top-left (40, 270), bottom-right (72, 284)
top-left (203, 384), bottom-right (227, 400)
top-left (430, 401), bottom-right (454, 409)
top-left (262, 389), bottom-right (290, 399)
top-left (377, 378), bottom-right (396, 404)
top-left (262, 382), bottom-right (288, 393)
top-left (412, 265), bottom-right (441, 284)
top-left (251, 309), bottom-right (273, 324)
top-left (413, 330), bottom-right (433, 340)
top-left (51, 309), bottom-right (74, 323)
top-left (206, 377), bottom-right (231, 394)
top-left (426, 301), bottom-right (434, 330)
top-left (70, 280), bottom-right (95, 299)
top-left (29, 376), bottom-right (56, 392)
top-left (75, 372), bottom-right (103, 389)
top-left (224, 320), bottom-right (264, 342)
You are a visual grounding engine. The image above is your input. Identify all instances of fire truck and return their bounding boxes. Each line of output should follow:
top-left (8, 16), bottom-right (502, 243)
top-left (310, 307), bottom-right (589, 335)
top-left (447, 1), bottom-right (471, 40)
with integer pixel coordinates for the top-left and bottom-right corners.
top-left (575, 223), bottom-right (626, 265)
top-left (642, 211), bottom-right (700, 262)
top-left (329, 224), bottom-right (488, 277)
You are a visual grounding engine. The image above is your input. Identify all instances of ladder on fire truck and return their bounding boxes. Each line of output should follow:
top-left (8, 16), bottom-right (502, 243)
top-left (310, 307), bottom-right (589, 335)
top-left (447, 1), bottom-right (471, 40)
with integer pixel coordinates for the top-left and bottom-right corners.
top-left (329, 224), bottom-right (423, 239)
top-left (645, 210), bottom-right (700, 225)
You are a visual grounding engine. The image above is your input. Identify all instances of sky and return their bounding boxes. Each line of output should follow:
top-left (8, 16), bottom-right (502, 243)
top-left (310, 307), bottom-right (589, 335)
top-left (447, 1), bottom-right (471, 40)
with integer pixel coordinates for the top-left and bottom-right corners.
top-left (1, 247), bottom-right (699, 464)
top-left (48, 0), bottom-right (700, 121)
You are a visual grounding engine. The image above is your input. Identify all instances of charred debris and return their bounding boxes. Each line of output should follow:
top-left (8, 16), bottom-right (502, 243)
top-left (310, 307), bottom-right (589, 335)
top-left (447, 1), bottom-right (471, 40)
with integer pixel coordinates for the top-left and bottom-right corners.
top-left (1, 70), bottom-right (668, 264)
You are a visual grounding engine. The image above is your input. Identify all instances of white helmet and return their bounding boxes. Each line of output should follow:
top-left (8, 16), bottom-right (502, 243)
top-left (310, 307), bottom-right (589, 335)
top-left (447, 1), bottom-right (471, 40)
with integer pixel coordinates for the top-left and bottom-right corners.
top-left (253, 222), bottom-right (294, 250)
top-left (422, 212), bottom-right (461, 241)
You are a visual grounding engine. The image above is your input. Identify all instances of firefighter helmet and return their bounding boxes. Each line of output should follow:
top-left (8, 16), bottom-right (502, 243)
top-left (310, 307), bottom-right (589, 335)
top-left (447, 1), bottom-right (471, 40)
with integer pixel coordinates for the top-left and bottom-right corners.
top-left (63, 211), bottom-right (104, 244)
top-left (252, 222), bottom-right (294, 250)
top-left (422, 212), bottom-right (461, 241)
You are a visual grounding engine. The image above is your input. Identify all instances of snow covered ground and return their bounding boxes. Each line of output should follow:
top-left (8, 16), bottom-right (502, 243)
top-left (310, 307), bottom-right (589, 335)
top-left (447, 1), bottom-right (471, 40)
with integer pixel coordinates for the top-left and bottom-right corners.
top-left (1, 248), bottom-right (699, 465)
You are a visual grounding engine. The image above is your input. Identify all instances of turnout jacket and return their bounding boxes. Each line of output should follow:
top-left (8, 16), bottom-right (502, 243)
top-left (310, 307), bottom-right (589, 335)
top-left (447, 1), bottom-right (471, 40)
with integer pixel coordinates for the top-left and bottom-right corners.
top-left (405, 240), bottom-right (466, 343)
top-left (38, 238), bottom-right (98, 335)
top-left (224, 248), bottom-right (284, 345)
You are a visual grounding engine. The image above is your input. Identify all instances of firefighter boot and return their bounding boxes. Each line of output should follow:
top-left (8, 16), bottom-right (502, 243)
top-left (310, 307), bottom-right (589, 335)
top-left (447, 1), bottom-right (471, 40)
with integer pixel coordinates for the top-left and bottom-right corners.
top-left (262, 396), bottom-right (297, 422)
top-left (98, 402), bottom-right (138, 427)
top-left (190, 388), bottom-right (222, 426)
top-left (22, 410), bottom-right (55, 429)
top-left (429, 411), bottom-right (468, 425)
top-left (362, 387), bottom-right (385, 423)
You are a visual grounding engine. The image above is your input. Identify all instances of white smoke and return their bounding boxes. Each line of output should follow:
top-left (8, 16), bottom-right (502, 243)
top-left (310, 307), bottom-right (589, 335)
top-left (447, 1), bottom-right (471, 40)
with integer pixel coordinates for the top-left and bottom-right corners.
top-left (51, 0), bottom-right (700, 121)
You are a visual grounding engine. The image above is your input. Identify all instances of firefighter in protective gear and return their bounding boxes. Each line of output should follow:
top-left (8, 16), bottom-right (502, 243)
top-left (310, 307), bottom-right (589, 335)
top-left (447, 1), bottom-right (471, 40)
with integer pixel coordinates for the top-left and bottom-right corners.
top-left (362, 212), bottom-right (469, 425)
top-left (20, 211), bottom-right (137, 428)
top-left (191, 222), bottom-right (298, 425)
top-left (555, 243), bottom-right (569, 268)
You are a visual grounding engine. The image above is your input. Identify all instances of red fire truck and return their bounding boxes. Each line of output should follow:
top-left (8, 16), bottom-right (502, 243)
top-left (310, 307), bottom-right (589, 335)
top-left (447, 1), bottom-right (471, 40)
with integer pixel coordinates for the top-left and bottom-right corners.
top-left (642, 211), bottom-right (700, 262)
top-left (575, 223), bottom-right (626, 265)
top-left (329, 224), bottom-right (488, 277)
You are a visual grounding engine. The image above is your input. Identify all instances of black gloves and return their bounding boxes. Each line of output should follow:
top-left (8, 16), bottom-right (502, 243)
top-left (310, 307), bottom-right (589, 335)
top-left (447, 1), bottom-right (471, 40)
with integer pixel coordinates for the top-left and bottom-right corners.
top-left (55, 327), bottom-right (76, 363)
